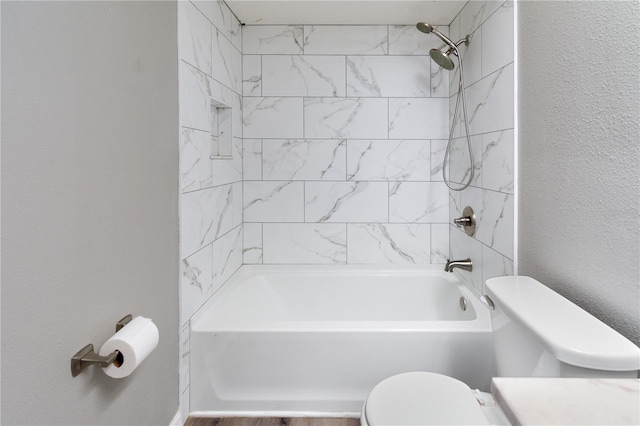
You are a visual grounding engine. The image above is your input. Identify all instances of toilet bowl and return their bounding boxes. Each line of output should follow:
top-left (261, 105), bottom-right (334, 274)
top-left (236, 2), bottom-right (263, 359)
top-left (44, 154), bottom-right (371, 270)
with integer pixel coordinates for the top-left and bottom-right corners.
top-left (361, 372), bottom-right (509, 426)
top-left (361, 276), bottom-right (640, 426)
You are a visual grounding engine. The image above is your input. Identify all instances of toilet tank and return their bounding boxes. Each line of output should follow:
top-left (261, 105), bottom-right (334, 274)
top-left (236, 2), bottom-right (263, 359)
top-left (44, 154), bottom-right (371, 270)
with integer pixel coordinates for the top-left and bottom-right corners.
top-left (485, 276), bottom-right (640, 378)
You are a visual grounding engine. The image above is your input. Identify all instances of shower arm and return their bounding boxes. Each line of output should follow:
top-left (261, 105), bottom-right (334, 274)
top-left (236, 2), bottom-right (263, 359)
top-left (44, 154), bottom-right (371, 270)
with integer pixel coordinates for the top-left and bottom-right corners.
top-left (430, 28), bottom-right (470, 51)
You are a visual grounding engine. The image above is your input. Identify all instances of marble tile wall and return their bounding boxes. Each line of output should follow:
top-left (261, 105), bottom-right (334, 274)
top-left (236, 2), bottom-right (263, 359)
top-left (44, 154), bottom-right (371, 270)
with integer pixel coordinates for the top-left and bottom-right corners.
top-left (178, 1), bottom-right (243, 420)
top-left (447, 1), bottom-right (515, 295)
top-left (242, 24), bottom-right (452, 265)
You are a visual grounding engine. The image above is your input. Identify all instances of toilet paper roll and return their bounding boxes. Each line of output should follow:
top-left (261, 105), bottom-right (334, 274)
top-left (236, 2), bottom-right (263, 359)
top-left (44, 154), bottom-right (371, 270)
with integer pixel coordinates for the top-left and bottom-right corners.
top-left (99, 316), bottom-right (159, 379)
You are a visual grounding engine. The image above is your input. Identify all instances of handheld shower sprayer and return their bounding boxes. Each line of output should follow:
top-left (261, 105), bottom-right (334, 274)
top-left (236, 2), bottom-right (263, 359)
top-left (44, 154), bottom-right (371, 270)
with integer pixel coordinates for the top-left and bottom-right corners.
top-left (416, 22), bottom-right (473, 191)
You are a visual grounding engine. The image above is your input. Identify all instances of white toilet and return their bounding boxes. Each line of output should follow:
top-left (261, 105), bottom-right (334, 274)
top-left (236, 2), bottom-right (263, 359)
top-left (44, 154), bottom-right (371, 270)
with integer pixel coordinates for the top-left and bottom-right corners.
top-left (361, 276), bottom-right (640, 425)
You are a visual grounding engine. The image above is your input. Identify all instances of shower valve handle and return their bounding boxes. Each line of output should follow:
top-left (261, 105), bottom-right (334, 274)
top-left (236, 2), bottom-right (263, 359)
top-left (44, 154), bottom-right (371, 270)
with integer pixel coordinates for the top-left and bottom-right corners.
top-left (453, 206), bottom-right (476, 237)
top-left (454, 216), bottom-right (473, 227)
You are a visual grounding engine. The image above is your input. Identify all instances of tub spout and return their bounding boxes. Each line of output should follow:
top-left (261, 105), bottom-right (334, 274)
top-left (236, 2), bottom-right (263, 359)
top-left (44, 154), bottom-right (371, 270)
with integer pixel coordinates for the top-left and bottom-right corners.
top-left (445, 259), bottom-right (472, 273)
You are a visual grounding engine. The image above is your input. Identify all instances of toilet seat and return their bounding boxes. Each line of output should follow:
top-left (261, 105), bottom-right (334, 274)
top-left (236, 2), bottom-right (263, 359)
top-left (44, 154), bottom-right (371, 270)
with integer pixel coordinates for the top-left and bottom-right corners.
top-left (363, 372), bottom-right (490, 425)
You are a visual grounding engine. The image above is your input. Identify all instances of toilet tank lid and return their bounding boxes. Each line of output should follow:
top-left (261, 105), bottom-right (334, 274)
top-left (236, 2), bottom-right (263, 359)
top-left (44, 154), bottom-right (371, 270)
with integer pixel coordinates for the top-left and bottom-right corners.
top-left (485, 276), bottom-right (640, 372)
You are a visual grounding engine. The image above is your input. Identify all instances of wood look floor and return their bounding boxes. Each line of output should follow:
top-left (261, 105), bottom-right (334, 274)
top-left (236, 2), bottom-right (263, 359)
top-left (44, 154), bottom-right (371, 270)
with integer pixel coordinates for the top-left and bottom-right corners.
top-left (185, 417), bottom-right (360, 426)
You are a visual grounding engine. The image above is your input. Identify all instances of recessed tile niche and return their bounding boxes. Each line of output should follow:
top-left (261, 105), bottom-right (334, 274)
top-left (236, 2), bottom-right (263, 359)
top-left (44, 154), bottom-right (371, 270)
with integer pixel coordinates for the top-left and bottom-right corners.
top-left (210, 98), bottom-right (233, 159)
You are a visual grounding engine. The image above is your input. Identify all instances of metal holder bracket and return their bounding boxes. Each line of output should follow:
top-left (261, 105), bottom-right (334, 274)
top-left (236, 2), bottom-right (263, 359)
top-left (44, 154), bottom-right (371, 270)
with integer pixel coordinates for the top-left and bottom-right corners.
top-left (70, 314), bottom-right (132, 377)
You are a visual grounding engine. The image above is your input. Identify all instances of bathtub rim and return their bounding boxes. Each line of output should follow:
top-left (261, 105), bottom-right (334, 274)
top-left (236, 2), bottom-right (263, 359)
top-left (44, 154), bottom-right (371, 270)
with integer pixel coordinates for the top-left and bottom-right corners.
top-left (190, 264), bottom-right (492, 333)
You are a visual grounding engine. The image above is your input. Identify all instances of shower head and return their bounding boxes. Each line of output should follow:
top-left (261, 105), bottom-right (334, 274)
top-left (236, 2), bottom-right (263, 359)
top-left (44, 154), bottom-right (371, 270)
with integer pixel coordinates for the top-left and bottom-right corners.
top-left (416, 22), bottom-right (471, 71)
top-left (429, 47), bottom-right (455, 71)
top-left (416, 22), bottom-right (434, 34)
top-left (415, 22), bottom-right (457, 49)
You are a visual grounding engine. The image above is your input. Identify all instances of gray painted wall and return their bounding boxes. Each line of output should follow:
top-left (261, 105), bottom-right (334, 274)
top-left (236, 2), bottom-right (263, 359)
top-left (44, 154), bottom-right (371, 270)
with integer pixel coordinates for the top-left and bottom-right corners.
top-left (1, 2), bottom-right (179, 424)
top-left (518, 1), bottom-right (640, 346)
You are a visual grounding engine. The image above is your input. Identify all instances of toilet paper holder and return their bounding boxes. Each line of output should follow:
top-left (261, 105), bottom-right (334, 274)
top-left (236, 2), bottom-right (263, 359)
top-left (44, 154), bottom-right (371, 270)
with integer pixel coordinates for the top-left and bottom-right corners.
top-left (70, 314), bottom-right (132, 377)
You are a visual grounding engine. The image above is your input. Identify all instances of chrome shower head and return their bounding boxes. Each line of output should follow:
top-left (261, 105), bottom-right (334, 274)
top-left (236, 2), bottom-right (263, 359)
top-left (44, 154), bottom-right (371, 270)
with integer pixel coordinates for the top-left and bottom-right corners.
top-left (416, 22), bottom-right (471, 71)
top-left (416, 22), bottom-right (457, 49)
top-left (429, 47), bottom-right (455, 71)
top-left (416, 22), bottom-right (434, 34)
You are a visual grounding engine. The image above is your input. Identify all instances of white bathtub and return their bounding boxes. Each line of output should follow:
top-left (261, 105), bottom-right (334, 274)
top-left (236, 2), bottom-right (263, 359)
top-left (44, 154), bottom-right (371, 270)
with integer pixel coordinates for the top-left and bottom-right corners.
top-left (190, 265), bottom-right (494, 416)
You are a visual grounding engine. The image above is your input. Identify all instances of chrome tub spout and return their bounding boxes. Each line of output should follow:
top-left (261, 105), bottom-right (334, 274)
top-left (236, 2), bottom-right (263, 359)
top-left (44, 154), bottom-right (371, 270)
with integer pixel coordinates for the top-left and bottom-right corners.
top-left (445, 258), bottom-right (473, 273)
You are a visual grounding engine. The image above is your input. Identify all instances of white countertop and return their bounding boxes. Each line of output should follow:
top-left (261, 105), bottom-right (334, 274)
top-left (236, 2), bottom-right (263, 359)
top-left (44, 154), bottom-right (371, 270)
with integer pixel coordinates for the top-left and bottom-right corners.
top-left (491, 378), bottom-right (640, 425)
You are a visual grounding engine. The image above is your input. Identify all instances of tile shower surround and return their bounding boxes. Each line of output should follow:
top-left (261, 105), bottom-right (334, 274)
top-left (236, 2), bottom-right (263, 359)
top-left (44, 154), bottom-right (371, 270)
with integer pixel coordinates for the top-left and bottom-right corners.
top-left (178, 1), bottom-right (515, 419)
top-left (242, 24), bottom-right (455, 266)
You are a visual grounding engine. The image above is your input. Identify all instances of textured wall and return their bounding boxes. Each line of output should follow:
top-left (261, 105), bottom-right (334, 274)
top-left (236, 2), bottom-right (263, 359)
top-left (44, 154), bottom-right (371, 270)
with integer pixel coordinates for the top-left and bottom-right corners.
top-left (448, 0), bottom-right (515, 295)
top-left (241, 24), bottom-right (452, 265)
top-left (178, 0), bottom-right (243, 418)
top-left (1, 2), bottom-right (179, 424)
top-left (518, 1), bottom-right (640, 345)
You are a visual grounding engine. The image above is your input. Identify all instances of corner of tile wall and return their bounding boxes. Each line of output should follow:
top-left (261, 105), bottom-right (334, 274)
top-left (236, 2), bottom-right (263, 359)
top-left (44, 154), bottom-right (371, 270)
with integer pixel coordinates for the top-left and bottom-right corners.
top-left (448, 0), bottom-right (515, 293)
top-left (178, 0), bottom-right (244, 417)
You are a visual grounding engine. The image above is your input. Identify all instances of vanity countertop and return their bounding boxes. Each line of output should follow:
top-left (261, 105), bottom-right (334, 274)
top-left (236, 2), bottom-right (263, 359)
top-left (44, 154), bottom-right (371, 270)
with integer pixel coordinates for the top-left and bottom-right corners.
top-left (491, 378), bottom-right (640, 425)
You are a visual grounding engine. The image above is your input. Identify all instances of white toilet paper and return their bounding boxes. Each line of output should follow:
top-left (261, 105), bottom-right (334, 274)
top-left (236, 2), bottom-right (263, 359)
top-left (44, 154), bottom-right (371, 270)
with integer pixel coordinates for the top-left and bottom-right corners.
top-left (99, 316), bottom-right (159, 379)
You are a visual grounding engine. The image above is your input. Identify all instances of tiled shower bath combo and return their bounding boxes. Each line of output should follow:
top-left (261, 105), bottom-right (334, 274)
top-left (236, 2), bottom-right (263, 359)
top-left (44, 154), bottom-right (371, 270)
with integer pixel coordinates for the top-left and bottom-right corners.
top-left (178, 0), bottom-right (515, 420)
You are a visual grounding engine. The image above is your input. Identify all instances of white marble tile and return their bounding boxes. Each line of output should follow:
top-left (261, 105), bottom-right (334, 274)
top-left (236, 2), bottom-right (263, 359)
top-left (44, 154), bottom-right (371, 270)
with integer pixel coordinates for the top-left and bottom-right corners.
top-left (263, 223), bottom-right (347, 264)
top-left (450, 226), bottom-right (484, 294)
top-left (180, 323), bottom-right (190, 391)
top-left (211, 225), bottom-right (242, 293)
top-left (347, 224), bottom-right (430, 264)
top-left (180, 127), bottom-right (212, 193)
top-left (211, 28), bottom-right (241, 92)
top-left (305, 181), bottom-right (388, 223)
top-left (458, 28), bottom-right (482, 88)
top-left (193, 1), bottom-right (241, 50)
top-left (459, 1), bottom-right (503, 38)
top-left (262, 55), bottom-right (346, 97)
top-left (467, 62), bottom-right (514, 135)
top-left (482, 1), bottom-right (514, 78)
top-left (262, 139), bottom-right (346, 180)
top-left (346, 56), bottom-right (431, 97)
top-left (388, 25), bottom-right (449, 55)
top-left (475, 189), bottom-right (514, 258)
top-left (243, 25), bottom-right (304, 54)
top-left (243, 138), bottom-right (262, 180)
top-left (460, 186), bottom-right (513, 259)
top-left (304, 98), bottom-right (388, 139)
top-left (482, 129), bottom-right (514, 194)
top-left (180, 185), bottom-right (233, 256)
top-left (303, 25), bottom-right (387, 54)
top-left (481, 245), bottom-right (513, 292)
top-left (431, 139), bottom-right (447, 181)
top-left (389, 98), bottom-right (448, 140)
top-left (179, 1), bottom-right (212, 74)
top-left (243, 97), bottom-right (304, 139)
top-left (449, 186), bottom-right (462, 224)
top-left (242, 55), bottom-right (261, 96)
top-left (346, 140), bottom-right (430, 181)
top-left (211, 137), bottom-right (242, 186)
top-left (243, 181), bottom-right (304, 222)
top-left (431, 59), bottom-right (449, 98)
top-left (223, 4), bottom-right (242, 51)
top-left (389, 182), bottom-right (449, 223)
top-left (448, 135), bottom-right (483, 187)
top-left (232, 182), bottom-right (242, 228)
top-left (181, 244), bottom-right (212, 325)
top-left (431, 224), bottom-right (449, 264)
top-left (180, 62), bottom-right (211, 131)
top-left (243, 223), bottom-right (263, 264)
top-left (449, 14), bottom-right (460, 48)
top-left (449, 91), bottom-right (463, 139)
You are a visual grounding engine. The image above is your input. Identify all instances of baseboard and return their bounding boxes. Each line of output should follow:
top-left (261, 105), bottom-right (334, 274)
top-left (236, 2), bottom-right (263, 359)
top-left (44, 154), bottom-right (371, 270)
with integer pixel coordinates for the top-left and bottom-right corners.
top-left (169, 409), bottom-right (183, 426)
